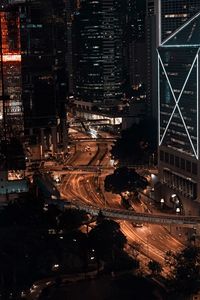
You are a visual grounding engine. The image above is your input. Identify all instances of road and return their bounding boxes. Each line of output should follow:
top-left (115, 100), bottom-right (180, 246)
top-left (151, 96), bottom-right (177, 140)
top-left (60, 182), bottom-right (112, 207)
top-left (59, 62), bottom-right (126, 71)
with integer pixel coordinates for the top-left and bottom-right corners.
top-left (46, 130), bottom-right (185, 272)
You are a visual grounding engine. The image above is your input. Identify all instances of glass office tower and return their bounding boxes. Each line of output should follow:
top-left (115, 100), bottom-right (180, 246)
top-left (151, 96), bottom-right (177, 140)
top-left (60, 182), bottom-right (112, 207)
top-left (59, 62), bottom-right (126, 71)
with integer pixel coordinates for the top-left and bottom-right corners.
top-left (73, 0), bottom-right (123, 112)
top-left (160, 0), bottom-right (200, 42)
top-left (0, 9), bottom-right (23, 139)
top-left (158, 11), bottom-right (200, 204)
top-left (18, 0), bottom-right (68, 152)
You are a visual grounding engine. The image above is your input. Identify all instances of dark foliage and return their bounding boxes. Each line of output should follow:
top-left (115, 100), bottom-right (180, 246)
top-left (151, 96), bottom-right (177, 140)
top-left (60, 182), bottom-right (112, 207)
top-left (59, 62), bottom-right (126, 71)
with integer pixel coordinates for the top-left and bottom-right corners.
top-left (111, 118), bottom-right (157, 164)
top-left (148, 260), bottom-right (162, 275)
top-left (0, 196), bottom-right (89, 298)
top-left (88, 219), bottom-right (126, 261)
top-left (166, 246), bottom-right (200, 296)
top-left (58, 208), bottom-right (88, 231)
top-left (104, 166), bottom-right (148, 194)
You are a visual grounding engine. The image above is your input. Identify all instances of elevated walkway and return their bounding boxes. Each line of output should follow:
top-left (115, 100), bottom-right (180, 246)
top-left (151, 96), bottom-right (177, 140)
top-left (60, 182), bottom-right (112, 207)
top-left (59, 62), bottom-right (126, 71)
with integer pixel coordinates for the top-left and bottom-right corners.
top-left (46, 198), bottom-right (200, 228)
top-left (71, 138), bottom-right (116, 143)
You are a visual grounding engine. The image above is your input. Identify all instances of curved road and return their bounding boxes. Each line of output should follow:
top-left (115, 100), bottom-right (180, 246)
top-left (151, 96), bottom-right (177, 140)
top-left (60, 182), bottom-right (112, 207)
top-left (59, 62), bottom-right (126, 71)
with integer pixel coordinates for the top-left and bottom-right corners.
top-left (56, 131), bottom-right (185, 269)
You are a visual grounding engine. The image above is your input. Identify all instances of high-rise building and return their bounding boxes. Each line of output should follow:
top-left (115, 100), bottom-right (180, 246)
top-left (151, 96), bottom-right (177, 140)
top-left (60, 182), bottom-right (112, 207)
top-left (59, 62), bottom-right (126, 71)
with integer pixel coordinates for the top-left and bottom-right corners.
top-left (0, 8), bottom-right (23, 139)
top-left (16, 0), bottom-right (68, 154)
top-left (159, 0), bottom-right (200, 43)
top-left (66, 0), bottom-right (76, 95)
top-left (157, 0), bottom-right (200, 214)
top-left (0, 3), bottom-right (28, 201)
top-left (146, 0), bottom-right (157, 118)
top-left (148, 1), bottom-right (200, 119)
top-left (72, 0), bottom-right (124, 113)
top-left (124, 0), bottom-right (146, 91)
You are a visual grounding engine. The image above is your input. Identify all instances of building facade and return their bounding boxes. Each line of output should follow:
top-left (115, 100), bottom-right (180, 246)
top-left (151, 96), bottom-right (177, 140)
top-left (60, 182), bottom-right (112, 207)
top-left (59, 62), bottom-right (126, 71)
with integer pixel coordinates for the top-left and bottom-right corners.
top-left (0, 8), bottom-right (23, 139)
top-left (127, 0), bottom-right (146, 90)
top-left (72, 0), bottom-right (124, 114)
top-left (146, 0), bottom-right (157, 118)
top-left (0, 0), bottom-right (69, 157)
top-left (159, 0), bottom-right (200, 43)
top-left (158, 1), bottom-right (200, 214)
top-left (0, 2), bottom-right (28, 201)
top-left (15, 0), bottom-right (68, 154)
top-left (147, 0), bottom-right (200, 119)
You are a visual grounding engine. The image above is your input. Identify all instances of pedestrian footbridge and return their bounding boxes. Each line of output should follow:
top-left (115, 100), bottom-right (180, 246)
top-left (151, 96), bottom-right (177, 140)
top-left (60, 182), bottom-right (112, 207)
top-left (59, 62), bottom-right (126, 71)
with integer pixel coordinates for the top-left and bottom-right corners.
top-left (71, 138), bottom-right (116, 143)
top-left (77, 203), bottom-right (200, 227)
top-left (46, 198), bottom-right (200, 229)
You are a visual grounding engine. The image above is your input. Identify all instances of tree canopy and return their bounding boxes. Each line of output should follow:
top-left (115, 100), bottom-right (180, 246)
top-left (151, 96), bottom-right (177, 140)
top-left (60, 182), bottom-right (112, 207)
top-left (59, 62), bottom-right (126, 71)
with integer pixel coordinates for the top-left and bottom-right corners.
top-left (111, 118), bottom-right (157, 164)
top-left (166, 246), bottom-right (200, 296)
top-left (58, 208), bottom-right (88, 232)
top-left (148, 260), bottom-right (162, 275)
top-left (88, 219), bottom-right (127, 261)
top-left (0, 196), bottom-right (89, 298)
top-left (104, 166), bottom-right (148, 194)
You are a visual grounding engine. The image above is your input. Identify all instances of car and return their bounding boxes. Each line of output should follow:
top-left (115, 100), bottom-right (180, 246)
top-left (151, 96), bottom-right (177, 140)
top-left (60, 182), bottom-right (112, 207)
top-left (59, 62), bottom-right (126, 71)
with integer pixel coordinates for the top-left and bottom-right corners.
top-left (132, 223), bottom-right (143, 228)
top-left (62, 166), bottom-right (72, 170)
top-left (128, 206), bottom-right (135, 211)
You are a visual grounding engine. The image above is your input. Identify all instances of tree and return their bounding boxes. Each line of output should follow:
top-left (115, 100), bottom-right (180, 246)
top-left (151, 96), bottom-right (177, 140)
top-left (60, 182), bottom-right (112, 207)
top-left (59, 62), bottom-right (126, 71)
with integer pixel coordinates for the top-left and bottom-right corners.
top-left (111, 118), bottom-right (157, 164)
top-left (148, 260), bottom-right (162, 275)
top-left (167, 246), bottom-right (200, 296)
top-left (96, 210), bottom-right (105, 224)
top-left (88, 219), bottom-right (127, 262)
top-left (0, 196), bottom-right (90, 297)
top-left (58, 209), bottom-right (88, 232)
top-left (104, 167), bottom-right (148, 195)
top-left (164, 250), bottom-right (176, 269)
top-left (41, 203), bottom-right (63, 232)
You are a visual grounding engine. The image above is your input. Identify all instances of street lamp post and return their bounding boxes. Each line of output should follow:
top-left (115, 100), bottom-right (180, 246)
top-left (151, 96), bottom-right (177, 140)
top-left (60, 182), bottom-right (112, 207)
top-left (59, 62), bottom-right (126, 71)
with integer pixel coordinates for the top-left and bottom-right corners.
top-left (160, 198), bottom-right (164, 208)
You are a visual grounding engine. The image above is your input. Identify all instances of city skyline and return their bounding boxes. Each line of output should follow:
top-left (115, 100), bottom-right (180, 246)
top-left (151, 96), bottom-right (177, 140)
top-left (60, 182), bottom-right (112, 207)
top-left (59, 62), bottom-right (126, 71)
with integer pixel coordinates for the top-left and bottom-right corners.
top-left (1, 0), bottom-right (200, 226)
top-left (0, 1), bottom-right (200, 299)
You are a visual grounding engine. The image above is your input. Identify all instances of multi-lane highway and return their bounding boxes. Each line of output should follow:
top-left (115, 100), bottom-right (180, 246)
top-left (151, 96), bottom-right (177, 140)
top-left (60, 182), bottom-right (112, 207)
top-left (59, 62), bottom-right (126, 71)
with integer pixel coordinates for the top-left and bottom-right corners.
top-left (47, 130), bottom-right (185, 271)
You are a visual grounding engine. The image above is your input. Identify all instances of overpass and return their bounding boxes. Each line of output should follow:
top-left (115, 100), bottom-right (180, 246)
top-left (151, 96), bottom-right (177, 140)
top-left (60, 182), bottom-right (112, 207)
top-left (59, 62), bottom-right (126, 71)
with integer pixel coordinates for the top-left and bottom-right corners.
top-left (46, 198), bottom-right (200, 229)
top-left (71, 138), bottom-right (116, 143)
top-left (37, 172), bottom-right (200, 229)
top-left (77, 203), bottom-right (200, 227)
top-left (61, 165), bottom-right (114, 171)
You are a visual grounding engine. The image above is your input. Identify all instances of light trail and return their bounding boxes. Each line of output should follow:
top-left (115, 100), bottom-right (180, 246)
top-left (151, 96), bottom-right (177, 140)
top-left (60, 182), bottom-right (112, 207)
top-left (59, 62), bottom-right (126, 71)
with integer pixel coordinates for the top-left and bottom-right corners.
top-left (56, 131), bottom-right (186, 270)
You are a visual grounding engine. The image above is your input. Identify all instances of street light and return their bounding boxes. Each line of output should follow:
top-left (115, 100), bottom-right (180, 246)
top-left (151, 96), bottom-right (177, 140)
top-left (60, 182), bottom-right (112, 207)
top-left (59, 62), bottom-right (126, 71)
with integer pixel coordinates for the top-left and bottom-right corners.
top-left (52, 264), bottom-right (60, 271)
top-left (175, 199), bottom-right (179, 205)
top-left (160, 198), bottom-right (164, 208)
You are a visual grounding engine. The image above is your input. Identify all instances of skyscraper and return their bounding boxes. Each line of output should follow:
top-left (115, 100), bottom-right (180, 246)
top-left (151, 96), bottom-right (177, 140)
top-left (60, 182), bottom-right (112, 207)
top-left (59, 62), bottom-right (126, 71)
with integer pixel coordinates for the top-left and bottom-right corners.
top-left (17, 0), bottom-right (68, 154)
top-left (0, 2), bottom-right (28, 201)
top-left (146, 0), bottom-right (157, 118)
top-left (159, 0), bottom-right (200, 44)
top-left (157, 0), bottom-right (200, 214)
top-left (124, 0), bottom-right (146, 91)
top-left (66, 0), bottom-right (76, 95)
top-left (147, 0), bottom-right (200, 119)
top-left (72, 0), bottom-right (124, 113)
top-left (0, 8), bottom-right (23, 139)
